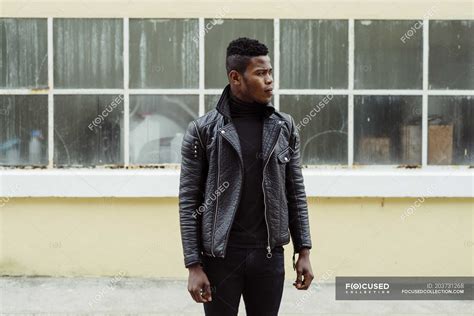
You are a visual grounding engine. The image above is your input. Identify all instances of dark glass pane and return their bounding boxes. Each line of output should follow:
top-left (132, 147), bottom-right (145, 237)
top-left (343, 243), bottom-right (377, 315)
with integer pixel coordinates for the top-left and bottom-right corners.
top-left (0, 95), bottom-right (48, 166)
top-left (355, 20), bottom-right (423, 89)
top-left (354, 95), bottom-right (422, 165)
top-left (429, 20), bottom-right (474, 90)
top-left (428, 96), bottom-right (473, 165)
top-left (54, 95), bottom-right (124, 166)
top-left (280, 95), bottom-right (348, 165)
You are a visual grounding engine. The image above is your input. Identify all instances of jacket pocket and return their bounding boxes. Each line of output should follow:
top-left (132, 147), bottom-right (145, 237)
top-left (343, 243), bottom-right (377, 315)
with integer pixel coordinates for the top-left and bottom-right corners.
top-left (277, 146), bottom-right (294, 164)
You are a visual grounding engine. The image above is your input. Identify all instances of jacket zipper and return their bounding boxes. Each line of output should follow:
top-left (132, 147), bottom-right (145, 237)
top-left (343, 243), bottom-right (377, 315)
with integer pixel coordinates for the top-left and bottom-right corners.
top-left (210, 130), bottom-right (222, 257)
top-left (262, 125), bottom-right (283, 259)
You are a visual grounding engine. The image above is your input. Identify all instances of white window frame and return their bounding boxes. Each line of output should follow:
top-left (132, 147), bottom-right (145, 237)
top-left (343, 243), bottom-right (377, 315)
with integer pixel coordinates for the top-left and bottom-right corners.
top-left (0, 17), bottom-right (473, 198)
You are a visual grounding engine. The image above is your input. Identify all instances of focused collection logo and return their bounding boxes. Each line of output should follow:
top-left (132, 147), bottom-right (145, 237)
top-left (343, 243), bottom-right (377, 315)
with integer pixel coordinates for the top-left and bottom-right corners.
top-left (345, 282), bottom-right (390, 294)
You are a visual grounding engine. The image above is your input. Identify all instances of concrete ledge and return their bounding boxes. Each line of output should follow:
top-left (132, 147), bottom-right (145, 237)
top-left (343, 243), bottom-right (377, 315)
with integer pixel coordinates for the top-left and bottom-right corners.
top-left (0, 168), bottom-right (473, 198)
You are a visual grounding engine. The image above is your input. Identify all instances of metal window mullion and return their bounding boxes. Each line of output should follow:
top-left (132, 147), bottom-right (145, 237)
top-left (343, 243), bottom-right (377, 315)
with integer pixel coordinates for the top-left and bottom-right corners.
top-left (124, 17), bottom-right (130, 166)
top-left (279, 89), bottom-right (349, 95)
top-left (274, 18), bottom-right (280, 111)
top-left (128, 89), bottom-right (202, 95)
top-left (422, 18), bottom-right (429, 166)
top-left (199, 17), bottom-right (205, 116)
top-left (48, 17), bottom-right (54, 168)
top-left (427, 90), bottom-right (474, 95)
top-left (53, 89), bottom-right (124, 94)
top-left (348, 19), bottom-right (354, 167)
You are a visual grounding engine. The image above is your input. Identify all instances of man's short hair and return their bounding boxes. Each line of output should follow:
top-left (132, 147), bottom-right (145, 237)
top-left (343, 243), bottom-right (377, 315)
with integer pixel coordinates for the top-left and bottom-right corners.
top-left (226, 37), bottom-right (269, 75)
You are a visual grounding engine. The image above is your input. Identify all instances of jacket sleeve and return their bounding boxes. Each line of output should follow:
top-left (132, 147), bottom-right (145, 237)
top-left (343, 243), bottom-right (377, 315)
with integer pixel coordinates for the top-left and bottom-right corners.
top-left (178, 120), bottom-right (208, 268)
top-left (286, 115), bottom-right (312, 259)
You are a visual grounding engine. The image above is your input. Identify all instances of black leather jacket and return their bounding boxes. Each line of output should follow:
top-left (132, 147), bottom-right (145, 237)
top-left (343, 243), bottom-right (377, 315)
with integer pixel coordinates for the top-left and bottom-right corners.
top-left (178, 84), bottom-right (312, 269)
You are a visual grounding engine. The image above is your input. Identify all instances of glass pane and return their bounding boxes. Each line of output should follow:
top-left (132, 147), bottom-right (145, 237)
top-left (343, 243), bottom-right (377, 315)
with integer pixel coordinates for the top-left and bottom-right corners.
top-left (429, 20), bottom-right (474, 90)
top-left (129, 19), bottom-right (199, 88)
top-left (280, 95), bottom-right (348, 165)
top-left (54, 95), bottom-right (124, 166)
top-left (129, 95), bottom-right (199, 164)
top-left (54, 19), bottom-right (123, 88)
top-left (280, 20), bottom-right (348, 89)
top-left (0, 19), bottom-right (48, 89)
top-left (205, 94), bottom-right (221, 113)
top-left (355, 20), bottom-right (423, 89)
top-left (205, 19), bottom-right (274, 89)
top-left (354, 95), bottom-right (422, 165)
top-left (428, 96), bottom-right (473, 165)
top-left (0, 95), bottom-right (48, 166)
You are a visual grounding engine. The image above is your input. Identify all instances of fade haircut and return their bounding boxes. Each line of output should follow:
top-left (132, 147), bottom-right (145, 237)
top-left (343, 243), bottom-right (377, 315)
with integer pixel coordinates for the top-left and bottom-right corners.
top-left (226, 37), bottom-right (269, 76)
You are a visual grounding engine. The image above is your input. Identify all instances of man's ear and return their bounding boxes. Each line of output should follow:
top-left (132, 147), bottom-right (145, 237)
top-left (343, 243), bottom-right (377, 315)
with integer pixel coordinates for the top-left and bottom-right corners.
top-left (228, 70), bottom-right (242, 86)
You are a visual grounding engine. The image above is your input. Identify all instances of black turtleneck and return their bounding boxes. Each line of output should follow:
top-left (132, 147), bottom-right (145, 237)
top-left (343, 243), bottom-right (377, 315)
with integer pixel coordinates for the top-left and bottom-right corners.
top-left (227, 90), bottom-right (268, 248)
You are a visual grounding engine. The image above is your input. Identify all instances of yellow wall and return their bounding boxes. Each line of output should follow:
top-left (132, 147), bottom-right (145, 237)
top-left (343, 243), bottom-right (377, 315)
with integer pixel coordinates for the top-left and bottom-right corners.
top-left (0, 0), bottom-right (472, 19)
top-left (1, 197), bottom-right (472, 280)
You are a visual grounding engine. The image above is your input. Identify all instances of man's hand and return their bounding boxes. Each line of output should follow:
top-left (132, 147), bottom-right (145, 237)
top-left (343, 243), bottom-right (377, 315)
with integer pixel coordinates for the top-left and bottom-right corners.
top-left (293, 248), bottom-right (314, 290)
top-left (187, 264), bottom-right (212, 303)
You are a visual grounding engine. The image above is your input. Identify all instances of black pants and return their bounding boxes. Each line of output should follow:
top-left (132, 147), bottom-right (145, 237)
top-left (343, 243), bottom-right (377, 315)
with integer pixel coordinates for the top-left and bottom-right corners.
top-left (202, 245), bottom-right (285, 316)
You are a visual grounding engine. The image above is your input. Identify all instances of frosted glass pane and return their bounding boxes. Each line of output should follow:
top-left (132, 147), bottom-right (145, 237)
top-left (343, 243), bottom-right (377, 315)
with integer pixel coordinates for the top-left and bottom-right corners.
top-left (355, 20), bottom-right (423, 89)
top-left (354, 96), bottom-right (422, 165)
top-left (280, 20), bottom-right (348, 89)
top-left (129, 95), bottom-right (198, 164)
top-left (0, 95), bottom-right (48, 166)
top-left (54, 95), bottom-right (124, 166)
top-left (280, 95), bottom-right (348, 165)
top-left (428, 96), bottom-right (473, 165)
top-left (129, 19), bottom-right (199, 88)
top-left (429, 20), bottom-right (474, 90)
top-left (205, 19), bottom-right (273, 89)
top-left (205, 94), bottom-right (221, 113)
top-left (0, 19), bottom-right (48, 88)
top-left (54, 19), bottom-right (123, 88)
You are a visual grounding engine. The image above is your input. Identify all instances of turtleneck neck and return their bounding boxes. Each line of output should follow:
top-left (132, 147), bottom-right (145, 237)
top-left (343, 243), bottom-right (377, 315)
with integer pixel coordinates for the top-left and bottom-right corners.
top-left (229, 90), bottom-right (266, 118)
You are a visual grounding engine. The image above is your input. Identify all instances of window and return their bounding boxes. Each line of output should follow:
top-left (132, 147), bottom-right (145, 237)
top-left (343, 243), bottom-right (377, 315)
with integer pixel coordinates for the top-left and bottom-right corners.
top-left (280, 95), bottom-right (348, 165)
top-left (129, 19), bottom-right (199, 88)
top-left (280, 20), bottom-right (348, 89)
top-left (0, 18), bottom-right (472, 169)
top-left (429, 20), bottom-right (473, 90)
top-left (354, 96), bottom-right (422, 165)
top-left (54, 19), bottom-right (123, 88)
top-left (129, 95), bottom-right (199, 164)
top-left (54, 95), bottom-right (124, 167)
top-left (354, 20), bottom-right (423, 89)
top-left (0, 19), bottom-right (48, 88)
top-left (0, 95), bottom-right (48, 166)
top-left (428, 96), bottom-right (473, 165)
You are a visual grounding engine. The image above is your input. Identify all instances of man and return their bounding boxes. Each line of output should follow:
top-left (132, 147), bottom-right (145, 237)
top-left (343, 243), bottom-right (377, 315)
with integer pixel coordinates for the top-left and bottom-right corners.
top-left (178, 37), bottom-right (313, 316)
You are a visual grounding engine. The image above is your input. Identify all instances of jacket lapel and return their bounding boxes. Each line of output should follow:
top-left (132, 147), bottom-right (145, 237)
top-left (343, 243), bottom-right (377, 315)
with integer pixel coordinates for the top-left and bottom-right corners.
top-left (261, 116), bottom-right (282, 163)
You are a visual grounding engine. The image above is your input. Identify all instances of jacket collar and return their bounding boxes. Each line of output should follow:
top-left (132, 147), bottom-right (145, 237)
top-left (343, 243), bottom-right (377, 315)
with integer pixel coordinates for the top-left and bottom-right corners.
top-left (215, 84), bottom-right (282, 164)
top-left (216, 84), bottom-right (276, 121)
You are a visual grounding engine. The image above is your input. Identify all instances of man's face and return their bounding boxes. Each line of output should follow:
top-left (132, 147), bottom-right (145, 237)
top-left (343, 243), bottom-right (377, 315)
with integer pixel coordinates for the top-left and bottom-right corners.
top-left (240, 55), bottom-right (274, 104)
